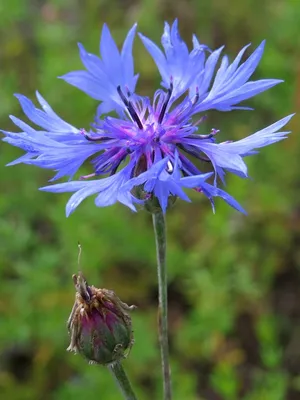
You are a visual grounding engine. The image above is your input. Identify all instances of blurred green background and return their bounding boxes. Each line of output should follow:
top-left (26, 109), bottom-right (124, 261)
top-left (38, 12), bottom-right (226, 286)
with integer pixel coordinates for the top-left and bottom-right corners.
top-left (0, 0), bottom-right (299, 399)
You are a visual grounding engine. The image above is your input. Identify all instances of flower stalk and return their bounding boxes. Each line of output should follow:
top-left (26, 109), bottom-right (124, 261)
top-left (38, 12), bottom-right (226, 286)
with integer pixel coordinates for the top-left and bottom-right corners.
top-left (152, 211), bottom-right (172, 400)
top-left (109, 361), bottom-right (138, 400)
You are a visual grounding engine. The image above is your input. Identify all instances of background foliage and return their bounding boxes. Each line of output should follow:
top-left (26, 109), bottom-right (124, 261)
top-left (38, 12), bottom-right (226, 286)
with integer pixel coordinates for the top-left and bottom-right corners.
top-left (0, 0), bottom-right (299, 399)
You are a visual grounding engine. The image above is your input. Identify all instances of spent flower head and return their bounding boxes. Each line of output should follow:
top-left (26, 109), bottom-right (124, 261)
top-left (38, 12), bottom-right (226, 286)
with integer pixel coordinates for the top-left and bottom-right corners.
top-left (2, 20), bottom-right (294, 215)
top-left (67, 272), bottom-right (136, 365)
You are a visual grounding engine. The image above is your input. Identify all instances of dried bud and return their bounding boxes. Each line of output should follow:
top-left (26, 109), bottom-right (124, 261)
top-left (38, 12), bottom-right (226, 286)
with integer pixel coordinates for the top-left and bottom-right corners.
top-left (67, 272), bottom-right (136, 365)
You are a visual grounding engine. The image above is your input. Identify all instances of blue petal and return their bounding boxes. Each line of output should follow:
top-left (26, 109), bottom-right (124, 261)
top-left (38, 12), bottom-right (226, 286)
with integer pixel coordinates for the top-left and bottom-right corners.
top-left (15, 93), bottom-right (78, 134)
top-left (121, 24), bottom-right (138, 82)
top-left (218, 114), bottom-right (294, 153)
top-left (181, 114), bottom-right (294, 178)
top-left (193, 41), bottom-right (282, 112)
top-left (180, 172), bottom-right (214, 188)
top-left (40, 164), bottom-right (136, 216)
top-left (1, 94), bottom-right (109, 180)
top-left (60, 24), bottom-right (138, 112)
top-left (139, 33), bottom-right (168, 82)
top-left (201, 183), bottom-right (247, 214)
top-left (123, 157), bottom-right (214, 213)
top-left (140, 20), bottom-right (209, 99)
top-left (194, 46), bottom-right (224, 99)
top-left (122, 158), bottom-right (169, 191)
top-left (60, 71), bottom-right (112, 101)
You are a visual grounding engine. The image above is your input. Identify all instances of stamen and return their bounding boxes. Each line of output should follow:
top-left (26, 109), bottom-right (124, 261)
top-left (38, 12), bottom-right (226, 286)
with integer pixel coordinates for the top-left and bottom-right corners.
top-left (158, 82), bottom-right (173, 124)
top-left (80, 173), bottom-right (96, 180)
top-left (192, 87), bottom-right (199, 105)
top-left (193, 115), bottom-right (207, 127)
top-left (125, 86), bottom-right (131, 97)
top-left (110, 159), bottom-right (124, 175)
top-left (197, 155), bottom-right (210, 162)
top-left (188, 128), bottom-right (220, 140)
top-left (178, 144), bottom-right (211, 163)
top-left (198, 133), bottom-right (215, 139)
top-left (133, 154), bottom-right (148, 177)
top-left (117, 86), bottom-right (143, 130)
top-left (80, 129), bottom-right (111, 142)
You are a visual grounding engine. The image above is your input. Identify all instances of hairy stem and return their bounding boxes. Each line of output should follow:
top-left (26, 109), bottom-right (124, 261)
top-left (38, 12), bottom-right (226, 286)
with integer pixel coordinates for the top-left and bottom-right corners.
top-left (152, 211), bottom-right (172, 400)
top-left (109, 361), bottom-right (138, 400)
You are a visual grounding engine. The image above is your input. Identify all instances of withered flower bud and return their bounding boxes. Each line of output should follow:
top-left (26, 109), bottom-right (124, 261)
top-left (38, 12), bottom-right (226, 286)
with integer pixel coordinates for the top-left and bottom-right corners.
top-left (67, 272), bottom-right (136, 365)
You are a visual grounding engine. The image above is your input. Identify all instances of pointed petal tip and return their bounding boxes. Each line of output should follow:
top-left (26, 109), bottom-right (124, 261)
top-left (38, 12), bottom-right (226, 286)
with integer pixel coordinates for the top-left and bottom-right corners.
top-left (137, 32), bottom-right (146, 39)
top-left (39, 185), bottom-right (55, 192)
top-left (14, 93), bottom-right (23, 100)
top-left (170, 18), bottom-right (179, 30)
top-left (9, 115), bottom-right (18, 123)
top-left (275, 113), bottom-right (295, 127)
top-left (287, 112), bottom-right (296, 119)
top-left (205, 171), bottom-right (214, 179)
top-left (130, 22), bottom-right (138, 31)
top-left (125, 22), bottom-right (138, 38)
top-left (66, 208), bottom-right (72, 218)
top-left (101, 23), bottom-right (112, 39)
top-left (58, 73), bottom-right (72, 80)
top-left (163, 20), bottom-right (170, 30)
top-left (258, 39), bottom-right (266, 48)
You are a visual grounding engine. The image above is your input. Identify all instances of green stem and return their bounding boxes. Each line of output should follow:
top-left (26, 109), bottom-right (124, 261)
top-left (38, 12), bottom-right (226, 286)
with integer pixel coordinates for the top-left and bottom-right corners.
top-left (109, 361), bottom-right (138, 400)
top-left (152, 211), bottom-right (172, 400)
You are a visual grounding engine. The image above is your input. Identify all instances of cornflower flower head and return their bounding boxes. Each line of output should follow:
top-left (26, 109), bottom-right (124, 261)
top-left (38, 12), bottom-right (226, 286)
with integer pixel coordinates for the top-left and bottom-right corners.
top-left (2, 20), bottom-right (294, 216)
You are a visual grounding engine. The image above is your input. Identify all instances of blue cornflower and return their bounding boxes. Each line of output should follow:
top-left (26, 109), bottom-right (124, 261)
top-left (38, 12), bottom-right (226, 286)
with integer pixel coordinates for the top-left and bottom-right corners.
top-left (2, 20), bottom-right (294, 216)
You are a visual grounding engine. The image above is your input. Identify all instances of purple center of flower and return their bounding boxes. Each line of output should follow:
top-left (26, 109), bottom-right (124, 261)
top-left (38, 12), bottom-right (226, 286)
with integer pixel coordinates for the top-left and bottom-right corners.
top-left (82, 84), bottom-right (218, 182)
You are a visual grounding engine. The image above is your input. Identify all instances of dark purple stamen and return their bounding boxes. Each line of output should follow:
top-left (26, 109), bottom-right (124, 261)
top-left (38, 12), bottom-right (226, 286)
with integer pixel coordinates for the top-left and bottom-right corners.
top-left (158, 82), bottom-right (173, 124)
top-left (117, 86), bottom-right (144, 130)
top-left (110, 157), bottom-right (126, 175)
top-left (187, 128), bottom-right (219, 140)
top-left (192, 87), bottom-right (199, 105)
top-left (197, 133), bottom-right (215, 140)
top-left (80, 129), bottom-right (111, 142)
top-left (178, 144), bottom-right (211, 163)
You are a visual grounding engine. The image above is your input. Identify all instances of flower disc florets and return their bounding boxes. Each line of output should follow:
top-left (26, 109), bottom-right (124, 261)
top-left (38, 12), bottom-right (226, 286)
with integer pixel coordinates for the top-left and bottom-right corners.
top-left (1, 20), bottom-right (294, 215)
